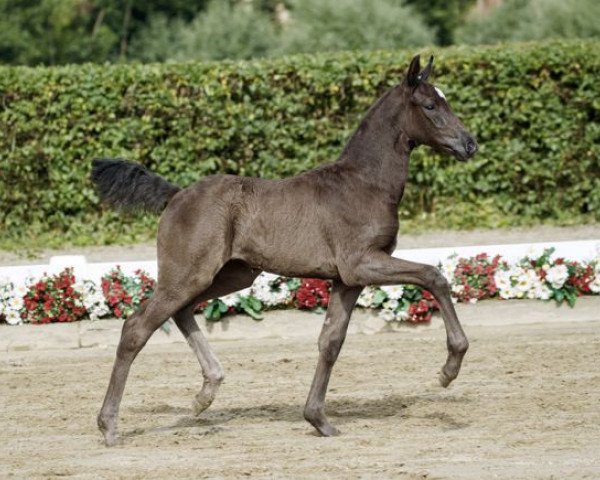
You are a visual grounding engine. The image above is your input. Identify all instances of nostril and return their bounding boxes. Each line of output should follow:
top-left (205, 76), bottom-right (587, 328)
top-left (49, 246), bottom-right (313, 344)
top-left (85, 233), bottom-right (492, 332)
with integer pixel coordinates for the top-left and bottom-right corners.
top-left (466, 138), bottom-right (477, 155)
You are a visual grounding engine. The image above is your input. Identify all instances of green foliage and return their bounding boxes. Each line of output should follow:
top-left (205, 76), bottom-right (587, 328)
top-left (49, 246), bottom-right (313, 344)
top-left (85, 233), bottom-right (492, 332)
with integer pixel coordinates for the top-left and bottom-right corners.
top-left (0, 40), bottom-right (599, 248)
top-left (128, 14), bottom-right (187, 63)
top-left (203, 299), bottom-right (229, 321)
top-left (281, 0), bottom-right (434, 54)
top-left (0, 0), bottom-right (118, 65)
top-left (0, 0), bottom-right (210, 66)
top-left (457, 0), bottom-right (600, 45)
top-left (404, 0), bottom-right (476, 45)
top-left (172, 0), bottom-right (278, 61)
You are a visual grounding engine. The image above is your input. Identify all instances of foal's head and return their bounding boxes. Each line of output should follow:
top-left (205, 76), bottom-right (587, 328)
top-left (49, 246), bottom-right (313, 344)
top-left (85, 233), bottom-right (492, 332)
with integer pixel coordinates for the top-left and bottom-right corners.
top-left (397, 55), bottom-right (477, 161)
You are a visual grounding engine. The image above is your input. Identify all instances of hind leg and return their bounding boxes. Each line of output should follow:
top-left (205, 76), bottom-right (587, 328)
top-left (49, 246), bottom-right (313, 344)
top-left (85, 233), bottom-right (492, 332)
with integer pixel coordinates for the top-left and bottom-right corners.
top-left (97, 255), bottom-right (228, 446)
top-left (173, 261), bottom-right (260, 415)
top-left (97, 287), bottom-right (197, 446)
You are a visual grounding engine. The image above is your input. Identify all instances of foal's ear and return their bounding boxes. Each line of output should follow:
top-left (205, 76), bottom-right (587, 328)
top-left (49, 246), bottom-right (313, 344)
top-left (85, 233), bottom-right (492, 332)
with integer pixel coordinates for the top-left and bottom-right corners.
top-left (419, 55), bottom-right (434, 83)
top-left (406, 54), bottom-right (421, 87)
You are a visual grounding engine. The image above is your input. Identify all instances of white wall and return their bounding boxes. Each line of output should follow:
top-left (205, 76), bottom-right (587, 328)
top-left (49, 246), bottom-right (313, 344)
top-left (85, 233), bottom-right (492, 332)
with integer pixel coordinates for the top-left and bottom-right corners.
top-left (1, 240), bottom-right (599, 288)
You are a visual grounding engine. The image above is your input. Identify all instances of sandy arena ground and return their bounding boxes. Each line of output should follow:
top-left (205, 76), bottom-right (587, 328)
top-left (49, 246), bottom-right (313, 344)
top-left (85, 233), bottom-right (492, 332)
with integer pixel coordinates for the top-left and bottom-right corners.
top-left (2, 321), bottom-right (600, 479)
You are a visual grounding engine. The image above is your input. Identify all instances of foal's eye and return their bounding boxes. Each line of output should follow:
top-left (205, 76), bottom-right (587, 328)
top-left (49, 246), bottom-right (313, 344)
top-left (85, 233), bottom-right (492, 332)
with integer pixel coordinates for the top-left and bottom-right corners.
top-left (424, 104), bottom-right (435, 110)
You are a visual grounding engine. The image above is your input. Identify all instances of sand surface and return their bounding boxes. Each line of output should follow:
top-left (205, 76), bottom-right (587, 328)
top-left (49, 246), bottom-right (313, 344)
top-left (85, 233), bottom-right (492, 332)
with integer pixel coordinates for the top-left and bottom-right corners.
top-left (2, 321), bottom-right (600, 479)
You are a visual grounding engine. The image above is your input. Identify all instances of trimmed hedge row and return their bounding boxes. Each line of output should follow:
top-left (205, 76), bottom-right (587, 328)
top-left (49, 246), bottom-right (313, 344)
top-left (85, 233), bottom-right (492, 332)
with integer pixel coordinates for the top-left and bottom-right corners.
top-left (1, 40), bottom-right (599, 245)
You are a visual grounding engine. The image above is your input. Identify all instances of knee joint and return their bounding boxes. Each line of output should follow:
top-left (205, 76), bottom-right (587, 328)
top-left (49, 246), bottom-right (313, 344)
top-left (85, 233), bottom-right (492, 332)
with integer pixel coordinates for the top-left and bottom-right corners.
top-left (318, 334), bottom-right (344, 364)
top-left (450, 338), bottom-right (469, 355)
top-left (204, 365), bottom-right (224, 385)
top-left (425, 267), bottom-right (450, 293)
top-left (118, 327), bottom-right (148, 357)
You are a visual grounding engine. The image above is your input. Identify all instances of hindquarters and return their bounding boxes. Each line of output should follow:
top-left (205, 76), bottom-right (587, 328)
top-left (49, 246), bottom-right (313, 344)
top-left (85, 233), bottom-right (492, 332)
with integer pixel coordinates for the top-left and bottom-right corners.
top-left (154, 175), bottom-right (243, 290)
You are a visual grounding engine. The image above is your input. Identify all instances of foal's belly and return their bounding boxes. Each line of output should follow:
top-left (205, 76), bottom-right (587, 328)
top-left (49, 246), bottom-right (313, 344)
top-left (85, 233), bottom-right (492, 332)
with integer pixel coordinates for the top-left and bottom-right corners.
top-left (233, 229), bottom-right (340, 279)
top-left (231, 206), bottom-right (340, 279)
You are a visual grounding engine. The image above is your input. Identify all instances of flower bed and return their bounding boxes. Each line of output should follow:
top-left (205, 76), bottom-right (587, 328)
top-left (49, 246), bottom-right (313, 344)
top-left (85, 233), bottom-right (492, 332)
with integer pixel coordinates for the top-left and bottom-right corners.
top-left (1, 249), bottom-right (599, 326)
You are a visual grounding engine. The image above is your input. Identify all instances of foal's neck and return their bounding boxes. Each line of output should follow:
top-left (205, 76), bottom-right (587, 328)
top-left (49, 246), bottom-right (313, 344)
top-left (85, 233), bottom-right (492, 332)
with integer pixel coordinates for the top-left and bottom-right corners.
top-left (338, 90), bottom-right (411, 205)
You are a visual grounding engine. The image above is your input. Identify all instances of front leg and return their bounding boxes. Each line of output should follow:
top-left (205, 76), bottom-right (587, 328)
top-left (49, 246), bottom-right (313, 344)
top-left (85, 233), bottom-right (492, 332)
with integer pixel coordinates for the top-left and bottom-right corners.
top-left (351, 251), bottom-right (469, 387)
top-left (304, 281), bottom-right (362, 436)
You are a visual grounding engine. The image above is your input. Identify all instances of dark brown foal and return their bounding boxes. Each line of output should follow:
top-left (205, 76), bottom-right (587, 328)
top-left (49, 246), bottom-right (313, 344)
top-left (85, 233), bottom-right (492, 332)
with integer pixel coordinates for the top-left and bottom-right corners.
top-left (92, 54), bottom-right (477, 446)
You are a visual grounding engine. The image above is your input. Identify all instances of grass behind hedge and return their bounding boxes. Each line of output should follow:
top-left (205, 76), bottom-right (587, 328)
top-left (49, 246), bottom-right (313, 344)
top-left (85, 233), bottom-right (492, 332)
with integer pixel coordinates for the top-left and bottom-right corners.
top-left (1, 40), bottom-right (599, 250)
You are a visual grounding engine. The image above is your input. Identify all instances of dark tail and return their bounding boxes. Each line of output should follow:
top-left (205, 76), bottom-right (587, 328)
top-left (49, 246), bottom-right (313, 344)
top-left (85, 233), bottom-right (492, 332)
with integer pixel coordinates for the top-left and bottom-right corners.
top-left (90, 158), bottom-right (181, 214)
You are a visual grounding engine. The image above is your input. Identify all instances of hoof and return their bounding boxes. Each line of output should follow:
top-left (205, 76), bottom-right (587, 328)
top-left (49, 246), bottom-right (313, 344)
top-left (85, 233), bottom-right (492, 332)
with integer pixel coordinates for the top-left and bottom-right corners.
top-left (316, 423), bottom-right (341, 437)
top-left (439, 371), bottom-right (453, 388)
top-left (305, 409), bottom-right (341, 437)
top-left (103, 432), bottom-right (120, 447)
top-left (98, 417), bottom-right (118, 447)
top-left (192, 394), bottom-right (213, 416)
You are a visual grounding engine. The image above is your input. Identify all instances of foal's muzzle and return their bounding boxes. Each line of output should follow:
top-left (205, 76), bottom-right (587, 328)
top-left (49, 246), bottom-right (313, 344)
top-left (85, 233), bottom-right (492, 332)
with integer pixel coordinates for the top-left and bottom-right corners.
top-left (452, 133), bottom-right (478, 160)
top-left (465, 136), bottom-right (478, 157)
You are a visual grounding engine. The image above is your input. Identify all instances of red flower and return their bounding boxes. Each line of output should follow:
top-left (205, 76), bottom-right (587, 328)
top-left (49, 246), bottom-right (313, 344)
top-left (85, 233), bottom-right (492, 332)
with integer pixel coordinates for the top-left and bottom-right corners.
top-left (296, 288), bottom-right (317, 309)
top-left (25, 299), bottom-right (37, 311)
top-left (293, 278), bottom-right (331, 309)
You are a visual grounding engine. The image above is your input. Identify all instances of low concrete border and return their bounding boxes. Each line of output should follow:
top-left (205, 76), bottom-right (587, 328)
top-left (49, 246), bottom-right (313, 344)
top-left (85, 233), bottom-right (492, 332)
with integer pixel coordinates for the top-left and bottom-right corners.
top-left (1, 297), bottom-right (598, 352)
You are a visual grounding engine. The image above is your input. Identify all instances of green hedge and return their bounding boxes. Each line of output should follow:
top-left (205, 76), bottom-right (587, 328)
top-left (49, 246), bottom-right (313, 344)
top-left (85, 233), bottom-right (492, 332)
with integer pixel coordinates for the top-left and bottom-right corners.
top-left (1, 40), bottom-right (599, 247)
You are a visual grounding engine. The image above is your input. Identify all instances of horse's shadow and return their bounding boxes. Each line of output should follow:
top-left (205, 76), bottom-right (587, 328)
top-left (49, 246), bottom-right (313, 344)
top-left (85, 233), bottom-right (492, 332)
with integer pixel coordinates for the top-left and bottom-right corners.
top-left (122, 392), bottom-right (470, 439)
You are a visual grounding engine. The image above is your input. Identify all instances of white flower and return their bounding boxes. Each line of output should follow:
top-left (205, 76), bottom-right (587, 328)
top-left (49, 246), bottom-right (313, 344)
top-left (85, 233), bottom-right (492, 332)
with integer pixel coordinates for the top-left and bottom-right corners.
top-left (80, 280), bottom-right (110, 320)
top-left (378, 309), bottom-right (396, 322)
top-left (515, 270), bottom-right (532, 293)
top-left (533, 284), bottom-right (552, 300)
top-left (589, 276), bottom-right (600, 294)
top-left (250, 276), bottom-right (290, 307)
top-left (383, 299), bottom-right (399, 311)
top-left (357, 288), bottom-right (376, 308)
top-left (440, 256), bottom-right (459, 283)
top-left (494, 269), bottom-right (517, 299)
top-left (237, 287), bottom-right (252, 297)
top-left (494, 270), bottom-right (512, 292)
top-left (221, 293), bottom-right (240, 307)
top-left (5, 311), bottom-right (21, 325)
top-left (15, 284), bottom-right (28, 297)
top-left (546, 264), bottom-right (569, 289)
top-left (8, 296), bottom-right (23, 311)
top-left (380, 285), bottom-right (404, 300)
